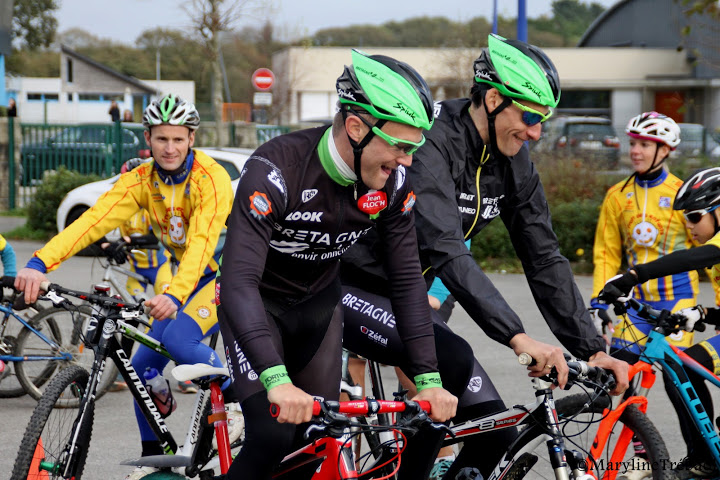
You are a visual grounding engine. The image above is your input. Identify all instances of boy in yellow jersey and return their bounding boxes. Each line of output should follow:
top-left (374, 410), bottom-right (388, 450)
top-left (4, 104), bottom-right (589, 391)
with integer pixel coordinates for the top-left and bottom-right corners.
top-left (602, 167), bottom-right (720, 479)
top-left (591, 112), bottom-right (703, 360)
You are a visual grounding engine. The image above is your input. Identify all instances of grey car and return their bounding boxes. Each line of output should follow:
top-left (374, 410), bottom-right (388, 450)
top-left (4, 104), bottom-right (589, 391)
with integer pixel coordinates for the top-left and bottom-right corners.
top-left (532, 116), bottom-right (621, 169)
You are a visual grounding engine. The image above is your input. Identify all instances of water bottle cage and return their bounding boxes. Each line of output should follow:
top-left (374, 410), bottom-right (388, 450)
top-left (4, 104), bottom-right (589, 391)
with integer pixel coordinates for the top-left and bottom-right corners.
top-left (148, 379), bottom-right (177, 419)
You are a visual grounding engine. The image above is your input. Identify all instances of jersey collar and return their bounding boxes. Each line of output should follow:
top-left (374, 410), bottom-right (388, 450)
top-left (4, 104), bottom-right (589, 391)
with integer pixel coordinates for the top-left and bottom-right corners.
top-left (155, 150), bottom-right (194, 185)
top-left (318, 127), bottom-right (356, 186)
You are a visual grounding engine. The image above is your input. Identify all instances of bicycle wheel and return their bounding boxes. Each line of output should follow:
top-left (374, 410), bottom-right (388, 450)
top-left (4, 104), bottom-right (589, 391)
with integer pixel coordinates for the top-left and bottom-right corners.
top-left (15, 305), bottom-right (117, 404)
top-left (11, 365), bottom-right (94, 480)
top-left (508, 393), bottom-right (674, 480)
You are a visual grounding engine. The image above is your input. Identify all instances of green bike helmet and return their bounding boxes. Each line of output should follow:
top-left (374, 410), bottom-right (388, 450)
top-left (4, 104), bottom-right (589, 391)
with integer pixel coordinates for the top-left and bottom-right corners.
top-left (143, 94), bottom-right (200, 131)
top-left (336, 49), bottom-right (434, 130)
top-left (473, 34), bottom-right (561, 108)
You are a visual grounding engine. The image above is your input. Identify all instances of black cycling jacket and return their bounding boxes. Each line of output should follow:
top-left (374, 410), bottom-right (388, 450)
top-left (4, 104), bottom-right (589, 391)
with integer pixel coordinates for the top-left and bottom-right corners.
top-left (343, 98), bottom-right (605, 359)
top-left (218, 126), bottom-right (438, 378)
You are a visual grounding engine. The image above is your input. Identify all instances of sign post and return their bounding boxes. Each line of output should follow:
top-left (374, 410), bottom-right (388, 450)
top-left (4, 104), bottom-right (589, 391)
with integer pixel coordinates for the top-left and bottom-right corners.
top-left (251, 68), bottom-right (274, 123)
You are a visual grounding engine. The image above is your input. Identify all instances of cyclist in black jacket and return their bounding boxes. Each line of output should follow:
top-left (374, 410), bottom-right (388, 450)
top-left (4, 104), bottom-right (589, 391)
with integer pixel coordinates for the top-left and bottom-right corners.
top-left (342, 34), bottom-right (629, 479)
top-left (217, 50), bottom-right (457, 480)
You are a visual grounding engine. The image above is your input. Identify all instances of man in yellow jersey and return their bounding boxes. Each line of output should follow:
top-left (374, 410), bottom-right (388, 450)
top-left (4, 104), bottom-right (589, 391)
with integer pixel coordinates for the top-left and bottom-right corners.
top-left (15, 94), bottom-right (234, 480)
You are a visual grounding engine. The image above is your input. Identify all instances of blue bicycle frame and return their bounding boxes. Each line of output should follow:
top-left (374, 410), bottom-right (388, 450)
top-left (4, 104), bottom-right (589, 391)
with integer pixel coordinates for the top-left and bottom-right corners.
top-left (641, 327), bottom-right (720, 470)
top-left (0, 303), bottom-right (73, 363)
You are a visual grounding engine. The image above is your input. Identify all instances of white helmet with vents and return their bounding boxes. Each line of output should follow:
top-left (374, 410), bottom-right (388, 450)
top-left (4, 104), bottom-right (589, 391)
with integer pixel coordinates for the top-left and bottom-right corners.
top-left (625, 111), bottom-right (680, 149)
top-left (142, 94), bottom-right (200, 131)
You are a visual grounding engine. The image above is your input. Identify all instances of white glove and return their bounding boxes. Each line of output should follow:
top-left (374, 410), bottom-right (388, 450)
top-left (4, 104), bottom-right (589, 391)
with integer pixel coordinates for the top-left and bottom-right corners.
top-left (677, 306), bottom-right (704, 332)
top-left (588, 308), bottom-right (614, 337)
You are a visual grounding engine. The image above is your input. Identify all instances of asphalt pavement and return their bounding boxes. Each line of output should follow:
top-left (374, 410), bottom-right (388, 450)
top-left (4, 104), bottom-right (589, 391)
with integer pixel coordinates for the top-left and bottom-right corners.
top-left (0, 237), bottom-right (718, 478)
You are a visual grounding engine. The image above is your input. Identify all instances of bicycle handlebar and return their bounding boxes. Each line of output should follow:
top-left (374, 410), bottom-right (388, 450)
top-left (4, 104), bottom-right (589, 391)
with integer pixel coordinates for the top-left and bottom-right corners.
top-left (518, 353), bottom-right (616, 392)
top-left (625, 298), bottom-right (713, 334)
top-left (38, 280), bottom-right (144, 312)
top-left (270, 398), bottom-right (432, 418)
top-left (270, 398), bottom-right (441, 440)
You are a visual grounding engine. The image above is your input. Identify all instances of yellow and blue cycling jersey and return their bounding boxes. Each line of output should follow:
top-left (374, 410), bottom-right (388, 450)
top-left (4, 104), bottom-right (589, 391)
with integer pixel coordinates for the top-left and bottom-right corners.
top-left (593, 169), bottom-right (697, 350)
top-left (120, 210), bottom-right (173, 299)
top-left (31, 149), bottom-right (233, 304)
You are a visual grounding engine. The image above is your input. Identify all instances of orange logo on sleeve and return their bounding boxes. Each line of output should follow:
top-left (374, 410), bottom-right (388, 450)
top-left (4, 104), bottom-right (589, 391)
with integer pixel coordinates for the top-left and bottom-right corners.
top-left (249, 191), bottom-right (272, 219)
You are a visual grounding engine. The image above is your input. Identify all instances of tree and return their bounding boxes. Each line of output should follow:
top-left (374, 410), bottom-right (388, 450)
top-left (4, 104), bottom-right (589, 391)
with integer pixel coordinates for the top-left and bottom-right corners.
top-left (12, 0), bottom-right (59, 50)
top-left (186, 0), bottom-right (260, 144)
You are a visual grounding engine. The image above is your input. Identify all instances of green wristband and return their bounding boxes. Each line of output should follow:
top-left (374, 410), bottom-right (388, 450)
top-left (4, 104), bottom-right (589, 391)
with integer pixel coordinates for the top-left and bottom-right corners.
top-left (259, 365), bottom-right (291, 391)
top-left (414, 372), bottom-right (443, 392)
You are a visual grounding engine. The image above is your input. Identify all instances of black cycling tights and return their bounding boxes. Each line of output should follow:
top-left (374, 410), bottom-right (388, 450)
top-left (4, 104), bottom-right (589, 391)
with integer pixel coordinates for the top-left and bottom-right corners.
top-left (225, 391), bottom-right (298, 479)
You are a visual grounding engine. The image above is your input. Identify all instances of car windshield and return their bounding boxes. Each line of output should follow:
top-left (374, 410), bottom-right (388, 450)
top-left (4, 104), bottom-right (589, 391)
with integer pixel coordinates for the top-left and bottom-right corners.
top-left (216, 158), bottom-right (241, 180)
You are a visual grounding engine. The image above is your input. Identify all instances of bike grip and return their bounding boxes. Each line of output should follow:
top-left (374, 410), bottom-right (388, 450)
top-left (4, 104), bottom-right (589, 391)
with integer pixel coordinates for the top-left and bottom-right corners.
top-left (269, 402), bottom-right (322, 417)
top-left (415, 400), bottom-right (432, 413)
top-left (518, 353), bottom-right (537, 366)
top-left (39, 281), bottom-right (51, 292)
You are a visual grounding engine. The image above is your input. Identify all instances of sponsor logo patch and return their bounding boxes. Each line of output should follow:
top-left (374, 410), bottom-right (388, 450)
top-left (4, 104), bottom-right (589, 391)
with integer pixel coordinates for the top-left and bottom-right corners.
top-left (249, 191), bottom-right (272, 219)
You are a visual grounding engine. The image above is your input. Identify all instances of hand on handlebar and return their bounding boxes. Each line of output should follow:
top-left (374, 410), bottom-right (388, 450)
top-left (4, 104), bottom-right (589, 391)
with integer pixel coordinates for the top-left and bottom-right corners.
top-left (598, 271), bottom-right (638, 305)
top-left (510, 333), bottom-right (569, 389)
top-left (588, 350), bottom-right (628, 395)
top-left (412, 386), bottom-right (457, 423)
top-left (103, 237), bottom-right (131, 265)
top-left (144, 294), bottom-right (178, 321)
top-left (268, 383), bottom-right (315, 424)
top-left (676, 306), bottom-right (705, 332)
top-left (14, 268), bottom-right (49, 305)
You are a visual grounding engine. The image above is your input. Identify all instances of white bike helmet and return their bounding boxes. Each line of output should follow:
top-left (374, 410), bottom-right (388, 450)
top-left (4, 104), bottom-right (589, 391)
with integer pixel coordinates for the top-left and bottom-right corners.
top-left (142, 94), bottom-right (200, 131)
top-left (625, 111), bottom-right (681, 150)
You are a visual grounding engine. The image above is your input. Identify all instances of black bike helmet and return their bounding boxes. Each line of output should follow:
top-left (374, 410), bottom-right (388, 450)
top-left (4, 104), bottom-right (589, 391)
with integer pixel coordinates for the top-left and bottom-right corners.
top-left (674, 167), bottom-right (720, 212)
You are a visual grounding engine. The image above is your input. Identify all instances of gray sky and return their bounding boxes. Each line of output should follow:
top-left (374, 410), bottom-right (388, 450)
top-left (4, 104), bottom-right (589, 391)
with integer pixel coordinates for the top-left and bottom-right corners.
top-left (56, 0), bottom-right (620, 44)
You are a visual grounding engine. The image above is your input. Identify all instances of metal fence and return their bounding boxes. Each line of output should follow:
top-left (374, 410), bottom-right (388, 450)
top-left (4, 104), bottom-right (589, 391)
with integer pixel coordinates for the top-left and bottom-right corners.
top-left (5, 121), bottom-right (292, 210)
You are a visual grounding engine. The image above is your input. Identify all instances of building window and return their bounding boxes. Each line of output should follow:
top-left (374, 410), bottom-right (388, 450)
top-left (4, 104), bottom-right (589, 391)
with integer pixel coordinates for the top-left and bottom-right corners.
top-left (27, 93), bottom-right (60, 102)
top-left (78, 94), bottom-right (102, 101)
top-left (27, 93), bottom-right (42, 101)
top-left (67, 58), bottom-right (73, 83)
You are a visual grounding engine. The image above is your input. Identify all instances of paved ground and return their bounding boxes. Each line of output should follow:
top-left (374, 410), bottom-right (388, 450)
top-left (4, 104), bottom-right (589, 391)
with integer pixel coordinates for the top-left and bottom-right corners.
top-left (0, 238), bottom-right (718, 478)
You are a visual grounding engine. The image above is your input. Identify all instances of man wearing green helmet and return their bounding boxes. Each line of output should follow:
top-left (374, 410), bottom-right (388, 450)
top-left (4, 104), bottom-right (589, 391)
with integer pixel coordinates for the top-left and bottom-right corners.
top-left (216, 49), bottom-right (457, 479)
top-left (341, 34), bottom-right (630, 479)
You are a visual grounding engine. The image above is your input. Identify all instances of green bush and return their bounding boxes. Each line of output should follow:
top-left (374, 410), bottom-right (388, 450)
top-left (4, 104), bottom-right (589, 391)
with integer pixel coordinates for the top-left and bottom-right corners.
top-left (27, 167), bottom-right (101, 238)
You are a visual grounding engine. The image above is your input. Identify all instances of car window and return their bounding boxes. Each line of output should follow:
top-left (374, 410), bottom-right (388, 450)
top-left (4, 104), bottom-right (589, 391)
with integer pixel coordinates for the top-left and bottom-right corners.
top-left (216, 158), bottom-right (241, 180)
top-left (566, 123), bottom-right (614, 137)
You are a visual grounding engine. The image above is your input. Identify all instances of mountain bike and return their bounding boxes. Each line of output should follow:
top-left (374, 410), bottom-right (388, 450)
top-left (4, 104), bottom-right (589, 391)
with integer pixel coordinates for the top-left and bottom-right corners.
top-left (576, 293), bottom-right (720, 479)
top-left (10, 281), bottom-right (234, 480)
top-left (350, 350), bottom-right (672, 480)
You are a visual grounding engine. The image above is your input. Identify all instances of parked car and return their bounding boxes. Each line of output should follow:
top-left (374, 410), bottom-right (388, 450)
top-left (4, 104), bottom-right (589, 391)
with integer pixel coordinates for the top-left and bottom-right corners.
top-left (670, 123), bottom-right (720, 161)
top-left (56, 148), bottom-right (253, 246)
top-left (21, 124), bottom-right (148, 186)
top-left (532, 116), bottom-right (621, 169)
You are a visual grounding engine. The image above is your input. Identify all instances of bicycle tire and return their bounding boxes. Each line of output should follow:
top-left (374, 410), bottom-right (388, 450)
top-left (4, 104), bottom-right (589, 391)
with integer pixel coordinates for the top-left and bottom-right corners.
top-left (11, 365), bottom-right (94, 480)
top-left (507, 393), bottom-right (674, 480)
top-left (15, 305), bottom-right (117, 404)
